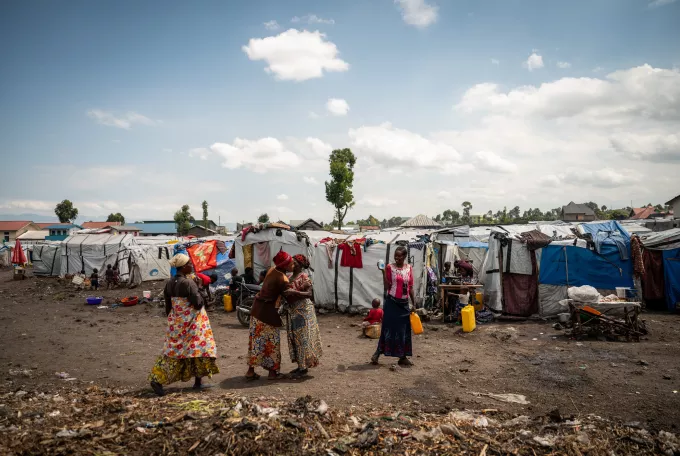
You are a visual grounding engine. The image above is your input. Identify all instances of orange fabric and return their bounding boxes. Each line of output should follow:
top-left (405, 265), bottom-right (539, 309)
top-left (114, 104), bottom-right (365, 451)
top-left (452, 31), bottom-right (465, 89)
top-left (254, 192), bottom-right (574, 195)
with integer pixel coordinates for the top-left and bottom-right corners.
top-left (187, 241), bottom-right (218, 273)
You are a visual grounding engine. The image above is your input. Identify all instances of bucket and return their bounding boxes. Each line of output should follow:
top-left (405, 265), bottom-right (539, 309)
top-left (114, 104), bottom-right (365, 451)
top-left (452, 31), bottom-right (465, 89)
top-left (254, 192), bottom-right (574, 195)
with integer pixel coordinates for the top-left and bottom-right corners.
top-left (615, 287), bottom-right (627, 299)
top-left (143, 291), bottom-right (151, 299)
top-left (223, 294), bottom-right (233, 312)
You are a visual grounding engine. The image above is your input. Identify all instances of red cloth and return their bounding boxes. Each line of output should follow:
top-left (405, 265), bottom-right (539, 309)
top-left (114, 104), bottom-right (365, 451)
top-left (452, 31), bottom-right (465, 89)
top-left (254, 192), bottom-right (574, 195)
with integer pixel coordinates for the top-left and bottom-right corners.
top-left (196, 273), bottom-right (211, 286)
top-left (642, 249), bottom-right (665, 300)
top-left (364, 308), bottom-right (384, 325)
top-left (11, 239), bottom-right (27, 264)
top-left (501, 251), bottom-right (538, 316)
top-left (338, 242), bottom-right (363, 268)
top-left (186, 240), bottom-right (218, 273)
top-left (273, 250), bottom-right (292, 269)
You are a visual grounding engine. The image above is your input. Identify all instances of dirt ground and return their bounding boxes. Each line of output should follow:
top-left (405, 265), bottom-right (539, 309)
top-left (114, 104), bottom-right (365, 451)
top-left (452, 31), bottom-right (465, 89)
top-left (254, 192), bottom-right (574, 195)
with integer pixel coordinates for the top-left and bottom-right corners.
top-left (1, 269), bottom-right (679, 433)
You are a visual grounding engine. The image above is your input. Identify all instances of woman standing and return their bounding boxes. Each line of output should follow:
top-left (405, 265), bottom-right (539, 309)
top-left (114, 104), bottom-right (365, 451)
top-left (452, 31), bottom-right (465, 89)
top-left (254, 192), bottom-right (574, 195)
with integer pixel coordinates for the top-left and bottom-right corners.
top-left (149, 254), bottom-right (219, 396)
top-left (245, 251), bottom-right (308, 380)
top-left (372, 246), bottom-right (415, 366)
top-left (284, 254), bottom-right (322, 378)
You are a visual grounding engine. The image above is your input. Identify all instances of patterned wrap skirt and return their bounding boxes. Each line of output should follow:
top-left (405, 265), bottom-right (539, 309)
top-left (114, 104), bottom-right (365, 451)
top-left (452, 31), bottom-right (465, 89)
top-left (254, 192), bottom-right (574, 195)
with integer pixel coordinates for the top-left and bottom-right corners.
top-left (377, 294), bottom-right (413, 358)
top-left (285, 298), bottom-right (323, 369)
top-left (248, 316), bottom-right (281, 371)
top-left (149, 296), bottom-right (219, 385)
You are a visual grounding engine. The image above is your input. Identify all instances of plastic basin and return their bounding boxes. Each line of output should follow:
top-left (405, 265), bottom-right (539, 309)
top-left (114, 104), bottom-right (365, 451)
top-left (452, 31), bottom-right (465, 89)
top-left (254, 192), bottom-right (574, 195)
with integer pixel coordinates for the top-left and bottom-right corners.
top-left (86, 296), bottom-right (103, 305)
top-left (121, 296), bottom-right (139, 307)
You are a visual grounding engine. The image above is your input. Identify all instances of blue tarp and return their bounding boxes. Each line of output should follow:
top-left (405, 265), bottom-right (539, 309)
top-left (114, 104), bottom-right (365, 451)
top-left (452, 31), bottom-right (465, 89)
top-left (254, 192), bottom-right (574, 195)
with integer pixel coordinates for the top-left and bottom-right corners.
top-left (663, 248), bottom-right (680, 312)
top-left (171, 241), bottom-right (236, 287)
top-left (580, 220), bottom-right (630, 240)
top-left (539, 243), bottom-right (634, 289)
top-left (458, 241), bottom-right (488, 249)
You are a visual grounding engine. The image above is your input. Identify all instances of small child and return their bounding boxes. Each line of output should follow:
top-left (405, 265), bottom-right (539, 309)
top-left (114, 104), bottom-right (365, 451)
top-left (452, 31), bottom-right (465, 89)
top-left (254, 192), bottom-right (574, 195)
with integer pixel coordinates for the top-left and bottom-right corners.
top-left (362, 298), bottom-right (384, 328)
top-left (90, 268), bottom-right (100, 291)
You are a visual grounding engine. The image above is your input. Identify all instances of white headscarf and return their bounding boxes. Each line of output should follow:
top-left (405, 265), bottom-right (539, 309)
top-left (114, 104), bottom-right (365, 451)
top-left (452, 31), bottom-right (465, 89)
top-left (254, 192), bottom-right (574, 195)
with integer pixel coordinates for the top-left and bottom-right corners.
top-left (169, 253), bottom-right (190, 268)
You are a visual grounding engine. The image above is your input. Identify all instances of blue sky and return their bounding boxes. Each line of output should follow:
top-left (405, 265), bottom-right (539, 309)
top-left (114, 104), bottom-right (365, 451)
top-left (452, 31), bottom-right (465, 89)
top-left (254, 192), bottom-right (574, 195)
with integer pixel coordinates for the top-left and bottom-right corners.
top-left (1, 0), bottom-right (679, 225)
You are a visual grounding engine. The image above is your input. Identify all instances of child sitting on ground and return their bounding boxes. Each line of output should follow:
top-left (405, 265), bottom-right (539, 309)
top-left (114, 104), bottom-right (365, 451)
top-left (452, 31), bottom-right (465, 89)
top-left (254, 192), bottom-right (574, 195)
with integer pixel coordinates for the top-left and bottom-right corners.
top-left (362, 298), bottom-right (384, 337)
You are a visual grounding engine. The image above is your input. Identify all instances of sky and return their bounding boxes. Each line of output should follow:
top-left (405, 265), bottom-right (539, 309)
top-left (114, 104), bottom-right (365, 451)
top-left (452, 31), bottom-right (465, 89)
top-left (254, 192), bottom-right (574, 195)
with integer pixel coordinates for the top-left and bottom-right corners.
top-left (1, 0), bottom-right (679, 226)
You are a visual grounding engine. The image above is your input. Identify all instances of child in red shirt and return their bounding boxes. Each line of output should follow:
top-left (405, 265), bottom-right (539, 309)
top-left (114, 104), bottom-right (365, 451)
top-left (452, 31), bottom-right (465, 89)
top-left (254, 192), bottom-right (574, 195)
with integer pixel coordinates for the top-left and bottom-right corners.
top-left (363, 298), bottom-right (384, 327)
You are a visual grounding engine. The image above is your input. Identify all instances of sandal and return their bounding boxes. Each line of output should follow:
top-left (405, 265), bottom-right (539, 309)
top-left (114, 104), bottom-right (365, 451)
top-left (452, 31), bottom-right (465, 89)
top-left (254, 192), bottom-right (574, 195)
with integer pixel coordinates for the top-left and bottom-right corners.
top-left (192, 383), bottom-right (214, 390)
top-left (289, 368), bottom-right (301, 375)
top-left (398, 358), bottom-right (414, 367)
top-left (150, 381), bottom-right (165, 397)
top-left (370, 353), bottom-right (380, 365)
top-left (245, 373), bottom-right (261, 381)
top-left (291, 369), bottom-right (308, 378)
top-left (267, 373), bottom-right (288, 381)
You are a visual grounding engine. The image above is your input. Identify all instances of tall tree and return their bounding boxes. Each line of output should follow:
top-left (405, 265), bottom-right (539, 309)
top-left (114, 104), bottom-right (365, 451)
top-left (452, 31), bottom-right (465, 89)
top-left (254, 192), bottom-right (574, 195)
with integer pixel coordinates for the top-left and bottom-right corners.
top-left (258, 213), bottom-right (270, 223)
top-left (106, 213), bottom-right (125, 225)
top-left (509, 206), bottom-right (521, 220)
top-left (325, 148), bottom-right (357, 230)
top-left (55, 200), bottom-right (78, 223)
top-left (174, 205), bottom-right (192, 236)
top-left (461, 201), bottom-right (473, 223)
top-left (201, 200), bottom-right (209, 228)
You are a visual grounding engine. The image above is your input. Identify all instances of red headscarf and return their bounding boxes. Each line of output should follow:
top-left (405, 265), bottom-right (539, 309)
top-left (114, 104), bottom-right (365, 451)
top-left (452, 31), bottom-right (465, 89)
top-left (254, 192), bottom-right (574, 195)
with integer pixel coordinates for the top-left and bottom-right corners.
top-left (273, 250), bottom-right (292, 269)
top-left (293, 254), bottom-right (310, 269)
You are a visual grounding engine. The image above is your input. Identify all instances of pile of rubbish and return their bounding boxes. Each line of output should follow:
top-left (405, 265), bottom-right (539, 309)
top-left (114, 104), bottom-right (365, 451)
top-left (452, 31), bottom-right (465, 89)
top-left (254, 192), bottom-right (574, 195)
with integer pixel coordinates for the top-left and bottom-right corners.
top-left (1, 383), bottom-right (677, 455)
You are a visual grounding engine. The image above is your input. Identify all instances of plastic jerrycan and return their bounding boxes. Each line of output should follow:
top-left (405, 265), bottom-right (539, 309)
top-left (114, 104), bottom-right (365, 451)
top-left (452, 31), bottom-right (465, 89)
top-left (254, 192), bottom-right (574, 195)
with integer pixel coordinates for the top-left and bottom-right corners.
top-left (461, 305), bottom-right (476, 332)
top-left (223, 294), bottom-right (233, 312)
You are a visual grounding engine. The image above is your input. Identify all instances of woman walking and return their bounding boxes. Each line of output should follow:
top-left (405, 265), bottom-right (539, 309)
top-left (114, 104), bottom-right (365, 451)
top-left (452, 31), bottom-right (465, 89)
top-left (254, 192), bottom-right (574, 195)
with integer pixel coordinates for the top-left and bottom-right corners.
top-left (372, 246), bottom-right (415, 366)
top-left (245, 251), bottom-right (309, 380)
top-left (149, 254), bottom-right (219, 396)
top-left (284, 254), bottom-right (322, 378)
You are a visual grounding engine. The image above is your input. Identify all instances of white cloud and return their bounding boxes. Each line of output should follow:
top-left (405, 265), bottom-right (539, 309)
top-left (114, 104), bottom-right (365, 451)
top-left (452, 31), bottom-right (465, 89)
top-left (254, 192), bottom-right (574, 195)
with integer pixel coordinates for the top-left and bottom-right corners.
top-left (523, 53), bottom-right (544, 71)
top-left (358, 197), bottom-right (397, 207)
top-left (349, 122), bottom-right (469, 174)
top-left (648, 0), bottom-right (677, 8)
top-left (0, 200), bottom-right (55, 211)
top-left (277, 194), bottom-right (289, 201)
top-left (474, 150), bottom-right (518, 173)
top-left (242, 29), bottom-right (349, 81)
top-left (303, 176), bottom-right (319, 185)
top-left (395, 0), bottom-right (438, 28)
top-left (210, 138), bottom-right (302, 172)
top-left (326, 98), bottom-right (350, 116)
top-left (291, 14), bottom-right (335, 25)
top-left (491, 59), bottom-right (500, 65)
top-left (437, 191), bottom-right (452, 199)
top-left (189, 148), bottom-right (210, 160)
top-left (87, 110), bottom-right (158, 129)
top-left (557, 61), bottom-right (571, 69)
top-left (304, 137), bottom-right (332, 158)
top-left (610, 133), bottom-right (680, 162)
top-left (263, 20), bottom-right (280, 31)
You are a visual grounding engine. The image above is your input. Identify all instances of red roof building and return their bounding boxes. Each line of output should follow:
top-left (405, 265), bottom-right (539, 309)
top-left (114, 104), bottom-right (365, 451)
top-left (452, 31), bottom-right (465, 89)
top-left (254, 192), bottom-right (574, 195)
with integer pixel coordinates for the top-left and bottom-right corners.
top-left (0, 221), bottom-right (41, 243)
top-left (629, 206), bottom-right (658, 220)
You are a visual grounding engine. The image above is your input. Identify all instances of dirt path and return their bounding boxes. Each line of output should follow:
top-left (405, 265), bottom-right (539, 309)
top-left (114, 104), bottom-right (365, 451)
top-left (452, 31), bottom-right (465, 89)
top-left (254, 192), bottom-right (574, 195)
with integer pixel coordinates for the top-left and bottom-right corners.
top-left (1, 270), bottom-right (679, 431)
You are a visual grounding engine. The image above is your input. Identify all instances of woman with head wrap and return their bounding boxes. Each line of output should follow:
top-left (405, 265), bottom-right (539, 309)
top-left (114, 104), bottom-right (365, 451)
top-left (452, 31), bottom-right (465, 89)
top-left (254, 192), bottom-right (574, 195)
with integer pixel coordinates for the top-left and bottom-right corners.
top-left (148, 253), bottom-right (219, 396)
top-left (283, 254), bottom-right (323, 378)
top-left (245, 250), bottom-right (311, 380)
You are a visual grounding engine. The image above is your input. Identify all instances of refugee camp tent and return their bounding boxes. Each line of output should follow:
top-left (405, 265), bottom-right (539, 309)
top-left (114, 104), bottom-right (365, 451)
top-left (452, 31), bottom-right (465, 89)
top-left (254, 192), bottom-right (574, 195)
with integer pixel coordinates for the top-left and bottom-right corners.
top-left (175, 238), bottom-right (236, 287)
top-left (127, 243), bottom-right (175, 285)
top-left (456, 241), bottom-right (489, 276)
top-left (58, 234), bottom-right (135, 280)
top-left (311, 230), bottom-right (429, 312)
top-left (32, 242), bottom-right (63, 276)
top-left (0, 245), bottom-right (10, 268)
top-left (641, 228), bottom-right (680, 311)
top-left (233, 228), bottom-right (314, 278)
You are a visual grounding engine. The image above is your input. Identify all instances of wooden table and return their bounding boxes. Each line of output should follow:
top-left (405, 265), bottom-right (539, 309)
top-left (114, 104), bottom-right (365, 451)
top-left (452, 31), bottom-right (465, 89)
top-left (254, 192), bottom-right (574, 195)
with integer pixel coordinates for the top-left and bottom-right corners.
top-left (568, 300), bottom-right (644, 341)
top-left (439, 284), bottom-right (483, 312)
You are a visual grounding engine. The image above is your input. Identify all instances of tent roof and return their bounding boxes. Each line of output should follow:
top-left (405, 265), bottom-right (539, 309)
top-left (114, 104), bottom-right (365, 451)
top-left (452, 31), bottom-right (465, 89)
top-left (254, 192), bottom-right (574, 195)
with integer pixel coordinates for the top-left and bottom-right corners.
top-left (401, 214), bottom-right (441, 228)
top-left (641, 228), bottom-right (680, 250)
top-left (62, 233), bottom-right (138, 246)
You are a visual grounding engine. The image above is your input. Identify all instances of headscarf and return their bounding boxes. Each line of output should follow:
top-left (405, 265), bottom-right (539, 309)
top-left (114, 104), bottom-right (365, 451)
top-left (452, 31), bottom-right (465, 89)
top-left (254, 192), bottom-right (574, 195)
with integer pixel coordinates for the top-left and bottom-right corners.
top-left (169, 253), bottom-right (190, 268)
top-left (293, 254), bottom-right (310, 269)
top-left (273, 250), bottom-right (292, 269)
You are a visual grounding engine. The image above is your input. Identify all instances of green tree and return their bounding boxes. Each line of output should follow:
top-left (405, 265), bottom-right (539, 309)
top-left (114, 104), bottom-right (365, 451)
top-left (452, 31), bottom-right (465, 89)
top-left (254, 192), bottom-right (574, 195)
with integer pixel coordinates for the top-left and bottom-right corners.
top-left (106, 212), bottom-right (125, 225)
top-left (654, 204), bottom-right (664, 212)
top-left (434, 214), bottom-right (442, 222)
top-left (509, 206), bottom-right (521, 220)
top-left (201, 200), bottom-right (209, 228)
top-left (258, 213), bottom-right (270, 223)
top-left (442, 209), bottom-right (460, 224)
top-left (55, 200), bottom-right (79, 223)
top-left (325, 148), bottom-right (357, 230)
top-left (174, 205), bottom-right (192, 236)
top-left (460, 201), bottom-right (472, 223)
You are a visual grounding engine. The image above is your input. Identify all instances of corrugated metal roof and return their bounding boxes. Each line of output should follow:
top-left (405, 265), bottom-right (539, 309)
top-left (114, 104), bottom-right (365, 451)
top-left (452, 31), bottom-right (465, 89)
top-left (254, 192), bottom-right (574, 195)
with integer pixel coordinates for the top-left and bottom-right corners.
top-left (127, 222), bottom-right (177, 234)
top-left (36, 222), bottom-right (66, 228)
top-left (630, 206), bottom-right (657, 220)
top-left (400, 214), bottom-right (441, 228)
top-left (562, 201), bottom-right (596, 216)
top-left (0, 221), bottom-right (32, 231)
top-left (82, 221), bottom-right (121, 229)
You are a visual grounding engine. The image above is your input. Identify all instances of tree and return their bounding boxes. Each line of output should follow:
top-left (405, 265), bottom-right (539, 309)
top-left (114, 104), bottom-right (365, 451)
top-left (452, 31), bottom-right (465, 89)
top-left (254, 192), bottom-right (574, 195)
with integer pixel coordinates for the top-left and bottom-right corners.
top-left (55, 200), bottom-right (78, 223)
top-left (106, 213), bottom-right (125, 225)
top-left (601, 205), bottom-right (608, 212)
top-left (201, 200), bottom-right (209, 228)
top-left (434, 214), bottom-right (442, 222)
top-left (508, 206), bottom-right (521, 220)
top-left (325, 148), bottom-right (357, 230)
top-left (258, 213), bottom-right (270, 223)
top-left (462, 202), bottom-right (472, 219)
top-left (174, 205), bottom-right (192, 236)
top-left (654, 204), bottom-right (664, 212)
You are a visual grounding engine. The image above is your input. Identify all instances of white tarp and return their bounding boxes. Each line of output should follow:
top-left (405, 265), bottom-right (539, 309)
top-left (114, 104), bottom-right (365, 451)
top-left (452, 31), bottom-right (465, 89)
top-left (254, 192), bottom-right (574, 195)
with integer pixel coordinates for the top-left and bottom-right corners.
top-left (234, 229), bottom-right (314, 278)
top-left (128, 244), bottom-right (174, 285)
top-left (458, 246), bottom-right (488, 276)
top-left (59, 234), bottom-right (135, 280)
top-left (32, 243), bottom-right (62, 276)
top-left (479, 235), bottom-right (502, 311)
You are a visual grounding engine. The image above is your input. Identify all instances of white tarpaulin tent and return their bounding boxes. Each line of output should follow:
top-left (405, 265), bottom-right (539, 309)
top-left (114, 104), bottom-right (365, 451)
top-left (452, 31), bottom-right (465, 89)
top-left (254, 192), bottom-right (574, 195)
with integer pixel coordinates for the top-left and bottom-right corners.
top-left (32, 242), bottom-right (63, 276)
top-left (128, 244), bottom-right (174, 285)
top-left (234, 229), bottom-right (314, 278)
top-left (59, 234), bottom-right (135, 280)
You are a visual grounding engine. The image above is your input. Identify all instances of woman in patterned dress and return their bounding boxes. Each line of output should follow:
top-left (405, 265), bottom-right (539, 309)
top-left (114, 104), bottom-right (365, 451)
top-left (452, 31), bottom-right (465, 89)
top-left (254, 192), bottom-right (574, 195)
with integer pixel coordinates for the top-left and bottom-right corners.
top-left (149, 254), bottom-right (219, 396)
top-left (371, 246), bottom-right (415, 367)
top-left (284, 254), bottom-right (322, 378)
top-left (245, 251), bottom-right (311, 381)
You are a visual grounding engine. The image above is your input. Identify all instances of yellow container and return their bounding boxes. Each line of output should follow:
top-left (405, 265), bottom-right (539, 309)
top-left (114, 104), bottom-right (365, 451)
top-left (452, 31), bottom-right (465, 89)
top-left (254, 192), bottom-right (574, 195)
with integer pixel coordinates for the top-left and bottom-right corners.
top-left (410, 312), bottom-right (424, 335)
top-left (474, 292), bottom-right (484, 311)
top-left (223, 294), bottom-right (233, 312)
top-left (461, 305), bottom-right (476, 333)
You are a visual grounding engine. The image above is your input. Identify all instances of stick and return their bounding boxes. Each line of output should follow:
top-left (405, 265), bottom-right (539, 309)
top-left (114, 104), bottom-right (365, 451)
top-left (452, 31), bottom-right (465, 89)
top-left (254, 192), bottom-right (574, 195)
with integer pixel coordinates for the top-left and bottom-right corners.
top-left (315, 420), bottom-right (330, 439)
top-left (568, 395), bottom-right (581, 418)
top-left (479, 444), bottom-right (488, 456)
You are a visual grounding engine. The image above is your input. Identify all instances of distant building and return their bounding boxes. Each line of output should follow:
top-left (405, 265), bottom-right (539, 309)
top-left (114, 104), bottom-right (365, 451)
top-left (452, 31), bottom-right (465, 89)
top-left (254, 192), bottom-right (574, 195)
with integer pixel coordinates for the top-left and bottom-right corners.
top-left (360, 225), bottom-right (380, 232)
top-left (17, 230), bottom-right (49, 246)
top-left (191, 220), bottom-right (218, 231)
top-left (400, 214), bottom-right (442, 229)
top-left (561, 202), bottom-right (597, 222)
top-left (469, 215), bottom-right (483, 224)
top-left (290, 219), bottom-right (324, 231)
top-left (45, 224), bottom-right (83, 241)
top-left (667, 194), bottom-right (680, 220)
top-left (82, 221), bottom-right (122, 229)
top-left (109, 225), bottom-right (142, 236)
top-left (187, 225), bottom-right (217, 238)
top-left (629, 205), bottom-right (660, 220)
top-left (35, 222), bottom-right (68, 229)
top-left (236, 222), bottom-right (253, 232)
top-left (0, 221), bottom-right (42, 243)
top-left (127, 222), bottom-right (178, 236)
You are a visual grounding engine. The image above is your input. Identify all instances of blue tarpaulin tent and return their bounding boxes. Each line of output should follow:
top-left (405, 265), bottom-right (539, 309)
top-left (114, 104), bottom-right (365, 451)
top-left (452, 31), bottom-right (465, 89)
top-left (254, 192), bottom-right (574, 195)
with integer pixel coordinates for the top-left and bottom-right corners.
top-left (663, 249), bottom-right (680, 311)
